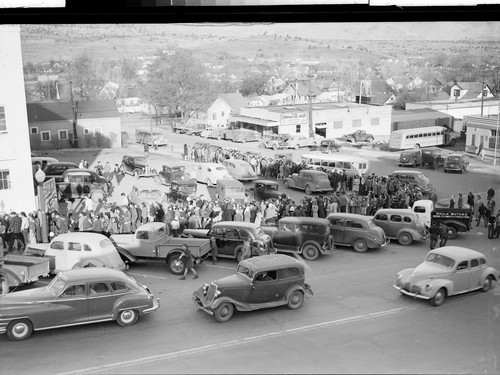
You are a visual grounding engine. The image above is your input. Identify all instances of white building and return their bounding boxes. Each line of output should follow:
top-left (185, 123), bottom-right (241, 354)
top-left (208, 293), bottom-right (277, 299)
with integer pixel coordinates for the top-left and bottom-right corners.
top-left (207, 92), bottom-right (248, 129)
top-left (0, 25), bottom-right (36, 213)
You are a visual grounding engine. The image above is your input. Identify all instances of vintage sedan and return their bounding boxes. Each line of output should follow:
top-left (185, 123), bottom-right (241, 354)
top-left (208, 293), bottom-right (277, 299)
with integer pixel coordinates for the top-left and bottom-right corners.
top-left (167, 178), bottom-right (198, 202)
top-left (42, 162), bottom-right (79, 183)
top-left (155, 165), bottom-right (191, 186)
top-left (129, 183), bottom-right (163, 206)
top-left (192, 163), bottom-right (232, 187)
top-left (421, 149), bottom-right (445, 170)
top-left (121, 155), bottom-right (157, 179)
top-left (283, 170), bottom-right (333, 195)
top-left (232, 130), bottom-right (261, 143)
top-left (398, 150), bottom-right (422, 168)
top-left (248, 179), bottom-right (283, 201)
top-left (444, 153), bottom-right (469, 173)
top-left (193, 254), bottom-right (313, 322)
top-left (262, 217), bottom-right (334, 261)
top-left (0, 268), bottom-right (159, 340)
top-left (284, 134), bottom-right (322, 150)
top-left (393, 246), bottom-right (499, 306)
top-left (183, 221), bottom-right (274, 262)
top-left (326, 213), bottom-right (388, 253)
top-left (57, 168), bottom-right (110, 202)
top-left (311, 138), bottom-right (342, 153)
top-left (372, 208), bottom-right (427, 246)
top-left (222, 159), bottom-right (257, 181)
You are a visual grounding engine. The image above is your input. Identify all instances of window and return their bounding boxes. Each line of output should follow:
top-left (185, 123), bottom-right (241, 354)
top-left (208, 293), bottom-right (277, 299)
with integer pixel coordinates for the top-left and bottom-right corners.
top-left (329, 218), bottom-right (344, 226)
top-left (212, 113), bottom-right (217, 120)
top-left (0, 170), bottom-right (10, 190)
top-left (84, 244), bottom-right (92, 252)
top-left (403, 216), bottom-right (413, 223)
top-left (278, 268), bottom-right (300, 280)
top-left (59, 130), bottom-right (68, 140)
top-left (50, 241), bottom-right (64, 250)
top-left (136, 231), bottom-right (149, 240)
top-left (62, 284), bottom-right (86, 297)
top-left (390, 215), bottom-right (402, 223)
top-left (0, 106), bottom-right (5, 132)
top-left (296, 124), bottom-right (301, 133)
top-left (225, 228), bottom-right (239, 238)
top-left (371, 118), bottom-right (379, 126)
top-left (453, 89), bottom-right (460, 97)
top-left (239, 230), bottom-right (250, 239)
top-left (333, 121), bottom-right (343, 129)
top-left (68, 242), bottom-right (82, 251)
top-left (89, 282), bottom-right (110, 294)
top-left (353, 119), bottom-right (362, 128)
top-left (93, 127), bottom-right (102, 137)
top-left (375, 213), bottom-right (388, 221)
top-left (110, 282), bottom-right (130, 292)
top-left (83, 128), bottom-right (90, 135)
top-left (456, 261), bottom-right (469, 271)
top-left (30, 127), bottom-right (38, 134)
top-left (41, 131), bottom-right (51, 141)
top-left (221, 111), bottom-right (225, 117)
top-left (479, 258), bottom-right (486, 265)
top-left (255, 270), bottom-right (277, 282)
top-left (470, 259), bottom-right (479, 268)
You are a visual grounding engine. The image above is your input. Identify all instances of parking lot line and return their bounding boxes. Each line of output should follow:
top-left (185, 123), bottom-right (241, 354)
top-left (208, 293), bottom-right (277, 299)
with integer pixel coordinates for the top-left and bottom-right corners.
top-left (57, 306), bottom-right (408, 375)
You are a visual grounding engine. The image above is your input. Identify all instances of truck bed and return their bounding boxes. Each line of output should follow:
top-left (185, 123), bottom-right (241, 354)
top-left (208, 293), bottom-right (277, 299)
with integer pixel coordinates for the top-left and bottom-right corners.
top-left (157, 237), bottom-right (212, 258)
top-left (1, 254), bottom-right (50, 284)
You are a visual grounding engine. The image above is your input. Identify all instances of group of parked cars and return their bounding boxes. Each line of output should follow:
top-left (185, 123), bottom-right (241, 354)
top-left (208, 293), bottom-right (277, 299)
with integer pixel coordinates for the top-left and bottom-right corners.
top-left (399, 149), bottom-right (470, 173)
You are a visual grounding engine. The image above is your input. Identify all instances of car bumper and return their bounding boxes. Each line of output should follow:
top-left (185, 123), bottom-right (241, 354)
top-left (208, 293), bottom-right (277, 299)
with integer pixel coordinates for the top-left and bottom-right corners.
top-left (399, 161), bottom-right (416, 166)
top-left (142, 298), bottom-right (160, 314)
top-left (392, 284), bottom-right (430, 300)
top-left (193, 296), bottom-right (214, 315)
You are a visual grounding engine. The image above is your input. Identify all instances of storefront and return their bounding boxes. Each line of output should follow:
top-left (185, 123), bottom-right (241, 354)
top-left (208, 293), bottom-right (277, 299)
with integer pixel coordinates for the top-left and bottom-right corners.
top-left (464, 114), bottom-right (500, 161)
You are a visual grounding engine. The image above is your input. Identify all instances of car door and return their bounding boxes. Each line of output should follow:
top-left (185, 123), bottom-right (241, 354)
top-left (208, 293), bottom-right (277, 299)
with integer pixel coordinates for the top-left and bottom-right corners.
top-left (272, 222), bottom-right (298, 251)
top-left (452, 260), bottom-right (472, 293)
top-left (132, 229), bottom-right (155, 256)
top-left (207, 227), bottom-right (226, 256)
top-left (328, 217), bottom-right (346, 245)
top-left (249, 270), bottom-right (278, 303)
top-left (388, 214), bottom-right (403, 238)
top-left (223, 228), bottom-right (242, 257)
top-left (373, 213), bottom-right (389, 236)
top-left (53, 283), bottom-right (89, 325)
top-left (88, 281), bottom-right (122, 321)
top-left (468, 258), bottom-right (483, 289)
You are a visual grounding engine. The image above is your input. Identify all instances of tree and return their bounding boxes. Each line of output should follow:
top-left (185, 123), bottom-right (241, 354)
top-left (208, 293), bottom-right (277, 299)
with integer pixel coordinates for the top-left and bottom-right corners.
top-left (69, 52), bottom-right (106, 101)
top-left (392, 87), bottom-right (436, 110)
top-left (239, 71), bottom-right (270, 96)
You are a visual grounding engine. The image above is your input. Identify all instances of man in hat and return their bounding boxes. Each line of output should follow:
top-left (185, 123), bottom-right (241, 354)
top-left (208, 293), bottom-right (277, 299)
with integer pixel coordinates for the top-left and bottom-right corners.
top-left (7, 212), bottom-right (24, 253)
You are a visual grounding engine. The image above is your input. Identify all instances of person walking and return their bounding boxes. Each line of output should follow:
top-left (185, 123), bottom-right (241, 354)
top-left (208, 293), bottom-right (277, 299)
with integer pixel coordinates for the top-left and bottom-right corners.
top-left (438, 223), bottom-right (449, 247)
top-left (7, 212), bottom-right (24, 253)
top-left (429, 221), bottom-right (440, 250)
top-left (178, 244), bottom-right (198, 280)
top-left (477, 202), bottom-right (488, 228)
top-left (488, 214), bottom-right (497, 239)
top-left (457, 193), bottom-right (464, 209)
top-left (449, 195), bottom-right (455, 209)
top-left (210, 236), bottom-right (218, 265)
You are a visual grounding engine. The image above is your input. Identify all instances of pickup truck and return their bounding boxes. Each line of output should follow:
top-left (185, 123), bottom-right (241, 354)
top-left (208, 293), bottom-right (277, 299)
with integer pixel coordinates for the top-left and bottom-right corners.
top-left (0, 254), bottom-right (50, 289)
top-left (109, 222), bottom-right (212, 275)
top-left (412, 199), bottom-right (473, 239)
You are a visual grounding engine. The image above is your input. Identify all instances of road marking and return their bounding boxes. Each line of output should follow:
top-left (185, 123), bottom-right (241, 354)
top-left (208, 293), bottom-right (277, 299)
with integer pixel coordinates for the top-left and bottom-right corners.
top-left (57, 306), bottom-right (408, 375)
top-left (128, 272), bottom-right (169, 280)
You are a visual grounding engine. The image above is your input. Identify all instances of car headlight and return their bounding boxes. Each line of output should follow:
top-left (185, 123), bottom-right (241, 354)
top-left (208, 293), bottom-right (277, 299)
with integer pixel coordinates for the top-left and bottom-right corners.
top-left (214, 290), bottom-right (221, 298)
top-left (396, 272), bottom-right (402, 281)
top-left (425, 284), bottom-right (432, 291)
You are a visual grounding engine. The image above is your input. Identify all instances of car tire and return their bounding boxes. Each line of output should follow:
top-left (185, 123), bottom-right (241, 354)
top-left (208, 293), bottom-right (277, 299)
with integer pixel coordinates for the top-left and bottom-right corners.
top-left (168, 255), bottom-right (185, 275)
top-left (433, 161), bottom-right (438, 170)
top-left (287, 290), bottom-right (304, 310)
top-left (7, 319), bottom-right (33, 341)
top-left (133, 170), bottom-right (140, 179)
top-left (397, 232), bottom-right (413, 246)
top-left (430, 288), bottom-right (446, 307)
top-left (353, 238), bottom-right (368, 253)
top-left (304, 185), bottom-right (312, 195)
top-left (117, 309), bottom-right (139, 327)
top-left (301, 243), bottom-right (320, 261)
top-left (481, 276), bottom-right (493, 292)
top-left (283, 180), bottom-right (289, 189)
top-left (90, 189), bottom-right (105, 203)
top-left (447, 226), bottom-right (458, 239)
top-left (214, 302), bottom-right (234, 323)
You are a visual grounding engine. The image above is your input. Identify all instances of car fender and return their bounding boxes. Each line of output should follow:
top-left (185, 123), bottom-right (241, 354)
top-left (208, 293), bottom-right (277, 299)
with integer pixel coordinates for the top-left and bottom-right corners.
top-left (481, 267), bottom-right (499, 282)
top-left (114, 247), bottom-right (137, 263)
top-left (210, 296), bottom-right (254, 312)
top-left (299, 240), bottom-right (321, 255)
top-left (418, 278), bottom-right (454, 298)
top-left (283, 177), bottom-right (294, 187)
top-left (441, 219), bottom-right (468, 232)
top-left (112, 295), bottom-right (148, 318)
top-left (284, 284), bottom-right (311, 301)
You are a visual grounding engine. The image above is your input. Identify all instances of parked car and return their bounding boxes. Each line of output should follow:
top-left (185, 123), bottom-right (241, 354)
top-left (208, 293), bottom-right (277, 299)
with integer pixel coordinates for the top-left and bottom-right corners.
top-left (444, 153), bottom-right (469, 173)
top-left (248, 179), bottom-right (283, 201)
top-left (326, 213), bottom-right (388, 253)
top-left (121, 155), bottom-right (157, 179)
top-left (388, 170), bottom-right (434, 194)
top-left (372, 208), bottom-right (427, 246)
top-left (284, 134), bottom-right (322, 150)
top-left (283, 170), bottom-right (333, 195)
top-left (57, 168), bottom-right (110, 202)
top-left (129, 182), bottom-right (163, 206)
top-left (183, 221), bottom-right (274, 262)
top-left (192, 254), bottom-right (313, 322)
top-left (421, 149), bottom-right (445, 169)
top-left (311, 138), bottom-right (342, 153)
top-left (186, 128), bottom-right (203, 136)
top-left (222, 159), bottom-right (257, 181)
top-left (216, 179), bottom-right (248, 204)
top-left (199, 128), bottom-right (213, 138)
top-left (207, 128), bottom-right (227, 140)
top-left (398, 150), bottom-right (422, 167)
top-left (41, 162), bottom-right (79, 183)
top-left (232, 129), bottom-right (261, 143)
top-left (168, 178), bottom-right (198, 202)
top-left (31, 156), bottom-right (59, 171)
top-left (259, 133), bottom-right (288, 150)
top-left (262, 217), bottom-right (335, 260)
top-left (155, 165), bottom-right (191, 186)
top-left (192, 163), bottom-right (232, 187)
top-left (340, 130), bottom-right (374, 143)
top-left (0, 268), bottom-right (159, 341)
top-left (393, 246), bottom-right (499, 306)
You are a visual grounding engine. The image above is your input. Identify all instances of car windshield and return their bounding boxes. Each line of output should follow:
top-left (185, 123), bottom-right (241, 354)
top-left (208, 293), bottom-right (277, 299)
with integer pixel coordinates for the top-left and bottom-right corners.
top-left (448, 156), bottom-right (460, 161)
top-left (425, 253), bottom-right (455, 269)
top-left (48, 275), bottom-right (67, 295)
top-left (237, 265), bottom-right (254, 279)
top-left (266, 184), bottom-right (278, 191)
top-left (140, 189), bottom-right (161, 197)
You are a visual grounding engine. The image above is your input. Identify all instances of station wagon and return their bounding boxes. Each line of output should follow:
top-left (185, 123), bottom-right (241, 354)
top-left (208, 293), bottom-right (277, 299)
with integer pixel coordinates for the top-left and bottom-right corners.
top-left (326, 213), bottom-right (388, 253)
top-left (262, 217), bottom-right (335, 260)
top-left (394, 246), bottom-right (499, 306)
top-left (192, 254), bottom-right (313, 322)
top-left (372, 208), bottom-right (427, 246)
top-left (283, 170), bottom-right (333, 195)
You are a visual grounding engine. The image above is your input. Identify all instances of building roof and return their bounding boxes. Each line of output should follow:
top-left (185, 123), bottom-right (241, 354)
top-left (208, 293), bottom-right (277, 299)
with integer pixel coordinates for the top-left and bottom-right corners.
top-left (219, 92), bottom-right (248, 114)
top-left (369, 93), bottom-right (394, 105)
top-left (391, 108), bottom-right (453, 121)
top-left (27, 100), bottom-right (119, 123)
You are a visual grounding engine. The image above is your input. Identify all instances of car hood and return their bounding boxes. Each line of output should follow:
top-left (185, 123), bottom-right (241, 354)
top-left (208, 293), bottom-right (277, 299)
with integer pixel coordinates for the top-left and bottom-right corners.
top-left (0, 287), bottom-right (54, 304)
top-left (214, 273), bottom-right (249, 289)
top-left (403, 262), bottom-right (452, 283)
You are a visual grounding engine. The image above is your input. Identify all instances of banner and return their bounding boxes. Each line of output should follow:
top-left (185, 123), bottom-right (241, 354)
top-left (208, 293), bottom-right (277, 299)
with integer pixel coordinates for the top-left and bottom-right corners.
top-left (42, 178), bottom-right (59, 211)
top-left (280, 112), bottom-right (308, 126)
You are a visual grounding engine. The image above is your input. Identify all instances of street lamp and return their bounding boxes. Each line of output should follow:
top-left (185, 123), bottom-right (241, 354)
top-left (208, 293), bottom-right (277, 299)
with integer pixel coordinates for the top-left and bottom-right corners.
top-left (34, 168), bottom-right (49, 243)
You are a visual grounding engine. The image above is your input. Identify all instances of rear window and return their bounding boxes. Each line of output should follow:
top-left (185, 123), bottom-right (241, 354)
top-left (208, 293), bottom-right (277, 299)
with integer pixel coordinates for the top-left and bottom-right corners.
top-left (68, 242), bottom-right (82, 251)
top-left (99, 239), bottom-right (113, 248)
top-left (50, 241), bottom-right (64, 250)
top-left (278, 268), bottom-right (300, 279)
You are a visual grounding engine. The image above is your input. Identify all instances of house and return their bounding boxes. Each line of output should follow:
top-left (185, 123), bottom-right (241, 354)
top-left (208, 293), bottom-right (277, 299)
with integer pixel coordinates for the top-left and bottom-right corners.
top-left (0, 25), bottom-right (37, 213)
top-left (444, 81), bottom-right (495, 101)
top-left (345, 78), bottom-right (396, 106)
top-left (116, 97), bottom-right (142, 114)
top-left (281, 79), bottom-right (323, 105)
top-left (27, 100), bottom-right (122, 150)
top-left (387, 76), bottom-right (424, 91)
top-left (206, 92), bottom-right (248, 129)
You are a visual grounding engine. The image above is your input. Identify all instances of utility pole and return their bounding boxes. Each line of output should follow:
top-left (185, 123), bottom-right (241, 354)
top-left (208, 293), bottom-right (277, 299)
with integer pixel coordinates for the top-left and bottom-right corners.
top-left (69, 79), bottom-right (79, 148)
top-left (308, 75), bottom-right (314, 138)
top-left (481, 73), bottom-right (485, 117)
top-left (358, 61), bottom-right (362, 104)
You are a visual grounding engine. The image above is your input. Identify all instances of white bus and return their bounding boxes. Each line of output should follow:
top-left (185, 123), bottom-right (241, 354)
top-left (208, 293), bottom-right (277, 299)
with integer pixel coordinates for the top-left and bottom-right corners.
top-left (135, 127), bottom-right (167, 146)
top-left (301, 153), bottom-right (369, 176)
top-left (389, 126), bottom-right (459, 151)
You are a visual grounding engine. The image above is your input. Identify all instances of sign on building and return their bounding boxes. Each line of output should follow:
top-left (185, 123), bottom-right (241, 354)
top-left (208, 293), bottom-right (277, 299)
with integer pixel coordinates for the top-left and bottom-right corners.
top-left (280, 112), bottom-right (307, 126)
top-left (43, 178), bottom-right (59, 211)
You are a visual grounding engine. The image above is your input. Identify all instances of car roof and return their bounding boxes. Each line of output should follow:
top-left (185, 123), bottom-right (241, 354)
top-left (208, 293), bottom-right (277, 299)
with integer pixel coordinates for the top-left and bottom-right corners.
top-left (390, 170), bottom-right (424, 175)
top-left (137, 222), bottom-right (165, 231)
top-left (63, 168), bottom-right (96, 175)
top-left (239, 254), bottom-right (304, 271)
top-left (123, 155), bottom-right (144, 158)
top-left (32, 156), bottom-right (59, 163)
top-left (213, 221), bottom-right (261, 230)
top-left (327, 213), bottom-right (372, 221)
top-left (278, 217), bottom-right (330, 226)
top-left (429, 246), bottom-right (486, 261)
top-left (58, 268), bottom-right (131, 283)
top-left (51, 232), bottom-right (111, 243)
top-left (44, 162), bottom-right (78, 167)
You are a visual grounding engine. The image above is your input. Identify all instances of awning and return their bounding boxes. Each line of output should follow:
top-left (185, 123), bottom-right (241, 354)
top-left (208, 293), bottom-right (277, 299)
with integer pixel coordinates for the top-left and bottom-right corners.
top-left (230, 115), bottom-right (279, 127)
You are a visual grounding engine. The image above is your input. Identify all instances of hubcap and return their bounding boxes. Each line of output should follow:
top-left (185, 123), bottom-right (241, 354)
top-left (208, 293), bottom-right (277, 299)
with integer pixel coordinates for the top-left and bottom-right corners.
top-left (14, 324), bottom-right (27, 336)
top-left (121, 311), bottom-right (134, 323)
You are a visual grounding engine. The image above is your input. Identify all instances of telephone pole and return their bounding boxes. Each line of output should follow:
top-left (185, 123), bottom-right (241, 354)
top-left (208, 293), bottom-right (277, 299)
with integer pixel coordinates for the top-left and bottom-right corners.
top-left (68, 63), bottom-right (79, 148)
